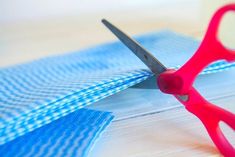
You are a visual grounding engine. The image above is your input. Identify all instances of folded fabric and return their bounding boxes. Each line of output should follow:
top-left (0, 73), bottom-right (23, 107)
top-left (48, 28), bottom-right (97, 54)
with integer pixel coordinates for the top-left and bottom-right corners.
top-left (0, 30), bottom-right (235, 156)
top-left (0, 109), bottom-right (113, 157)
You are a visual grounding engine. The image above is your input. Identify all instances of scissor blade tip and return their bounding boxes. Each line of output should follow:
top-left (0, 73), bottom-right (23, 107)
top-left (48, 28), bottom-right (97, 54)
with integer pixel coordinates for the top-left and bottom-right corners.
top-left (101, 19), bottom-right (108, 24)
top-left (101, 19), bottom-right (113, 31)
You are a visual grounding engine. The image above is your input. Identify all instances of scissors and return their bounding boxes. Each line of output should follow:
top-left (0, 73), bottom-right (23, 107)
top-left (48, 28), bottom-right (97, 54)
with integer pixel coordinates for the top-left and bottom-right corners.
top-left (102, 3), bottom-right (235, 157)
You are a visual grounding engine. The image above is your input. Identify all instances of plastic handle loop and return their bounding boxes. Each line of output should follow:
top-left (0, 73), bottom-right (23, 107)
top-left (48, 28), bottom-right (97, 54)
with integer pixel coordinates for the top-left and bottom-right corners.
top-left (157, 4), bottom-right (235, 157)
top-left (176, 88), bottom-right (235, 157)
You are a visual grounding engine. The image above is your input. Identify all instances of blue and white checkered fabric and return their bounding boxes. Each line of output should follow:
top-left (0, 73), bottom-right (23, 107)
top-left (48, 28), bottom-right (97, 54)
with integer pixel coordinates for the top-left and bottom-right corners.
top-left (0, 30), bottom-right (235, 156)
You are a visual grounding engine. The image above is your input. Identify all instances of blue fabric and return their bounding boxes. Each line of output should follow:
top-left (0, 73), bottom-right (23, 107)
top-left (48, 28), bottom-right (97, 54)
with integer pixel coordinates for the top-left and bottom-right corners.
top-left (0, 30), bottom-right (235, 156)
top-left (0, 109), bottom-right (113, 157)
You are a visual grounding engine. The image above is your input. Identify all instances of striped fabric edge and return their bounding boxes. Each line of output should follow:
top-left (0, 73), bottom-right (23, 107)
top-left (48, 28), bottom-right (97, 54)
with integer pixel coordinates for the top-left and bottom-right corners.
top-left (0, 70), bottom-right (151, 145)
top-left (0, 108), bottom-right (114, 157)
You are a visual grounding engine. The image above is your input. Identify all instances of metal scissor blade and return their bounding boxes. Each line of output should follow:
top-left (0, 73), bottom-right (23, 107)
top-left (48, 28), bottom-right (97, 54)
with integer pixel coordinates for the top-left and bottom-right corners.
top-left (102, 19), bottom-right (167, 75)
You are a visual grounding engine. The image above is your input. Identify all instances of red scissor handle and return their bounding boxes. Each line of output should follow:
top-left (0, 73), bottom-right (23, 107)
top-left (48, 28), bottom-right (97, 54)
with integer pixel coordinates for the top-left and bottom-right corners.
top-left (158, 4), bottom-right (235, 95)
top-left (157, 4), bottom-right (235, 157)
top-left (177, 86), bottom-right (235, 157)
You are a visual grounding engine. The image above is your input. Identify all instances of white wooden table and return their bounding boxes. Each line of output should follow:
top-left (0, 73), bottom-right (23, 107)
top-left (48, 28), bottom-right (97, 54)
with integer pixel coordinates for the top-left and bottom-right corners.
top-left (1, 1), bottom-right (234, 156)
